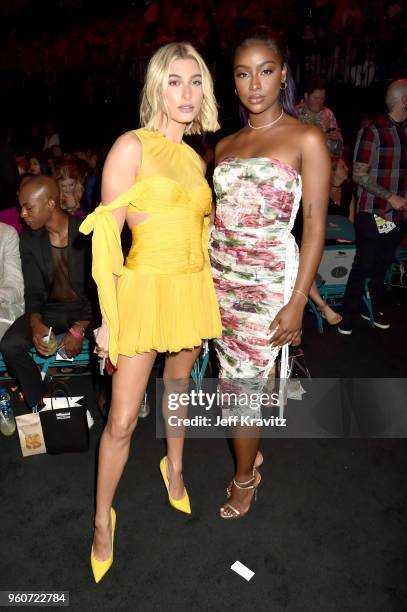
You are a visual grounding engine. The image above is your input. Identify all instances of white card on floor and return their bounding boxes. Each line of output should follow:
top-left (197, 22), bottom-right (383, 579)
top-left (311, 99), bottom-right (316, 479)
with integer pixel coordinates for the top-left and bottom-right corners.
top-left (55, 353), bottom-right (74, 361)
top-left (231, 561), bottom-right (255, 581)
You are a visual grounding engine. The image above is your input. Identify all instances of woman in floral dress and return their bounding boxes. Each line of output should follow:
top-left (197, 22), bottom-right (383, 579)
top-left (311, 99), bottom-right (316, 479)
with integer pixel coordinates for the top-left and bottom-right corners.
top-left (210, 30), bottom-right (331, 519)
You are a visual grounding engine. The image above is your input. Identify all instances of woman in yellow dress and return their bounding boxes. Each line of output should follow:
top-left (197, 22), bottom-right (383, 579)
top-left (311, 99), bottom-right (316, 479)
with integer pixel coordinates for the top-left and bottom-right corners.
top-left (80, 42), bottom-right (221, 583)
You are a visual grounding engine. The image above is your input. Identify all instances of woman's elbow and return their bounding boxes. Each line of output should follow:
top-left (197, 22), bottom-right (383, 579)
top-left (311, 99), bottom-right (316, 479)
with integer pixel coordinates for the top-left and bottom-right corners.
top-left (303, 216), bottom-right (326, 238)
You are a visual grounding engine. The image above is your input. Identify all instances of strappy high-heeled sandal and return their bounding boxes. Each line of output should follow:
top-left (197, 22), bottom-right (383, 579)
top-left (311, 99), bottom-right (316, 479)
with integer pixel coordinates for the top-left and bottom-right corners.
top-left (220, 469), bottom-right (261, 520)
top-left (226, 451), bottom-right (263, 499)
top-left (318, 303), bottom-right (342, 326)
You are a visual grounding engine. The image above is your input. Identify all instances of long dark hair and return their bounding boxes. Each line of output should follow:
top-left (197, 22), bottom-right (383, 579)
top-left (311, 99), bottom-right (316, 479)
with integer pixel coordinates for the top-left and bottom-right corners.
top-left (235, 28), bottom-right (297, 120)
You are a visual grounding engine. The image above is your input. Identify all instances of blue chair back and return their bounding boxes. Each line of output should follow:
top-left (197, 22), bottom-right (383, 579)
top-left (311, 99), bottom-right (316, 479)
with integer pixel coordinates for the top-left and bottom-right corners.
top-left (325, 215), bottom-right (355, 242)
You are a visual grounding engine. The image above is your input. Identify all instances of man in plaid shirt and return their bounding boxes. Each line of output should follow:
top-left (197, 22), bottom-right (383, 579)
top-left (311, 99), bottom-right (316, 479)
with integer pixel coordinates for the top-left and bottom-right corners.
top-left (339, 79), bottom-right (407, 335)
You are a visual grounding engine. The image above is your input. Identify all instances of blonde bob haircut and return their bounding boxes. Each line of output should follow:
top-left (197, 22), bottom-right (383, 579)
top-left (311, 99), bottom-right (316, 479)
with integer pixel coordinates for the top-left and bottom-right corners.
top-left (140, 42), bottom-right (220, 135)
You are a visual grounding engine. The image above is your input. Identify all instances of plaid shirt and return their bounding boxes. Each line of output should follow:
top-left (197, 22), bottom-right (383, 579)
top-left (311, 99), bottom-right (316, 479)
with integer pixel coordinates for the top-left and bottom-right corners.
top-left (354, 114), bottom-right (407, 223)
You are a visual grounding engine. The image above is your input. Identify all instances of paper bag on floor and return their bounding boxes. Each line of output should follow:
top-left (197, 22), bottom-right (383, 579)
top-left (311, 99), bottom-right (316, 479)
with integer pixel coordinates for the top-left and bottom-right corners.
top-left (15, 412), bottom-right (47, 457)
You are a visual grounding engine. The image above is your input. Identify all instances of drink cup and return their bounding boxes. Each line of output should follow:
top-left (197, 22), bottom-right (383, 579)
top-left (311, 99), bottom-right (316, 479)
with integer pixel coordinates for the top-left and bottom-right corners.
top-left (41, 331), bottom-right (58, 355)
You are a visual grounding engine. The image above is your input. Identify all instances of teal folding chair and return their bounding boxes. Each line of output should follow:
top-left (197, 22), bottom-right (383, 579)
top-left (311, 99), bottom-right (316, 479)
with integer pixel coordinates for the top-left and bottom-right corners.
top-left (325, 215), bottom-right (355, 242)
top-left (309, 243), bottom-right (356, 333)
top-left (0, 353), bottom-right (9, 381)
top-left (310, 276), bottom-right (374, 333)
top-left (191, 341), bottom-right (210, 390)
top-left (0, 336), bottom-right (92, 383)
top-left (385, 247), bottom-right (407, 288)
top-left (31, 336), bottom-right (92, 381)
top-left (307, 214), bottom-right (374, 332)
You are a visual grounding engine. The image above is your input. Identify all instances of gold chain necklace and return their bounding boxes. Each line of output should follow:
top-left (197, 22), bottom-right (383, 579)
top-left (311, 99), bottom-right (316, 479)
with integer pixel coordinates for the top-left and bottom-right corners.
top-left (248, 109), bottom-right (284, 130)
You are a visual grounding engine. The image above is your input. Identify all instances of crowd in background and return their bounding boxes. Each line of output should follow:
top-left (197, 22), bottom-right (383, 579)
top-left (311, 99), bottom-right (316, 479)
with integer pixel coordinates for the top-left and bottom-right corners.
top-left (0, 0), bottom-right (405, 150)
top-left (1, 0), bottom-right (405, 78)
top-left (0, 122), bottom-right (103, 229)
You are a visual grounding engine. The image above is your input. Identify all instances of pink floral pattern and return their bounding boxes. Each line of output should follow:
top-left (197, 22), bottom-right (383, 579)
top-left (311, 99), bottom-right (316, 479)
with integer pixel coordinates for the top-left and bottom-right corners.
top-left (210, 157), bottom-right (302, 379)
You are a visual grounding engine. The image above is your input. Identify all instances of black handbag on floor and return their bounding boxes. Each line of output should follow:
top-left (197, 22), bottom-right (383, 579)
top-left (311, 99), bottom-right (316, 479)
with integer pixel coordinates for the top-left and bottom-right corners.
top-left (40, 381), bottom-right (89, 454)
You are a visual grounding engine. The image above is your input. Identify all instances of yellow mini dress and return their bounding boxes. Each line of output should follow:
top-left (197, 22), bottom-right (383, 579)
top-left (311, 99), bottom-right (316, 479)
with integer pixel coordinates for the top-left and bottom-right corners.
top-left (80, 128), bottom-right (222, 365)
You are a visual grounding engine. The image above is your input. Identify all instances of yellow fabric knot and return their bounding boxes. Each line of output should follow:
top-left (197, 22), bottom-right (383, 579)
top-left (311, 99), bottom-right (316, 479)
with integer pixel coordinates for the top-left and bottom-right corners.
top-left (79, 188), bottom-right (141, 365)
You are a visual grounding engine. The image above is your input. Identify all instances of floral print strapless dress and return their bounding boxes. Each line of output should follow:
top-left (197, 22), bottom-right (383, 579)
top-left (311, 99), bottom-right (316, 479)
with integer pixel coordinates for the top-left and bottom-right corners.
top-left (210, 157), bottom-right (302, 384)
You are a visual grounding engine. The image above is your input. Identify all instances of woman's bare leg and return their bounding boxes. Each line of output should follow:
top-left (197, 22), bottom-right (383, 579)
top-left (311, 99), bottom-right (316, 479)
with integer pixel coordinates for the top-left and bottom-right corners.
top-left (309, 280), bottom-right (342, 324)
top-left (92, 351), bottom-right (157, 561)
top-left (220, 435), bottom-right (261, 517)
top-left (162, 346), bottom-right (202, 500)
top-left (309, 279), bottom-right (325, 309)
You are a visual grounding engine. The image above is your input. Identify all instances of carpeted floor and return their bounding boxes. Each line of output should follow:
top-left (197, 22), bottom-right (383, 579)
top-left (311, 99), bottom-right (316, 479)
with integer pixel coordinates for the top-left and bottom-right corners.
top-left (1, 290), bottom-right (406, 611)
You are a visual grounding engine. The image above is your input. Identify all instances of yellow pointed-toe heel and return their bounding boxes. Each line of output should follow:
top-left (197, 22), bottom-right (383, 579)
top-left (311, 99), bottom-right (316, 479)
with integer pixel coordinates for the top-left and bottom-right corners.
top-left (159, 456), bottom-right (191, 515)
top-left (90, 507), bottom-right (116, 583)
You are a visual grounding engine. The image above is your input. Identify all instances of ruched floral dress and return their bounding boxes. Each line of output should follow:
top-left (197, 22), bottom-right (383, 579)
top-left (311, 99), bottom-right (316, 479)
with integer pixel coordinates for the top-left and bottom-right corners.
top-left (210, 156), bottom-right (302, 384)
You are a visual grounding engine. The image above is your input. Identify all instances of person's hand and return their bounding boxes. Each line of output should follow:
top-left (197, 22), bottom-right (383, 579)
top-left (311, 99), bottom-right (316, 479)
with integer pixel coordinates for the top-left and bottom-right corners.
top-left (60, 193), bottom-right (80, 214)
top-left (326, 128), bottom-right (342, 141)
top-left (388, 194), bottom-right (407, 210)
top-left (32, 323), bottom-right (55, 356)
top-left (269, 300), bottom-right (304, 347)
top-left (95, 323), bottom-right (109, 357)
top-left (59, 331), bottom-right (83, 358)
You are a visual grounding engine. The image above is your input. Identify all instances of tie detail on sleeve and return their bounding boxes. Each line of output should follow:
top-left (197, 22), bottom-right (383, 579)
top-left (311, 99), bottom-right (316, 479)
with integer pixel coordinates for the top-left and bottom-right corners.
top-left (79, 184), bottom-right (141, 365)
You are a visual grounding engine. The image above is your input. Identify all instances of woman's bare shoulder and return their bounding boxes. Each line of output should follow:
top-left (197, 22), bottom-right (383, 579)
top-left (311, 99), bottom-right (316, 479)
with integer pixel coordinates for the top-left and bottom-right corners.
top-left (103, 131), bottom-right (142, 175)
top-left (215, 130), bottom-right (244, 164)
top-left (282, 117), bottom-right (327, 155)
top-left (284, 115), bottom-right (322, 139)
top-left (102, 132), bottom-right (142, 204)
top-left (107, 131), bottom-right (142, 161)
top-left (298, 123), bottom-right (327, 153)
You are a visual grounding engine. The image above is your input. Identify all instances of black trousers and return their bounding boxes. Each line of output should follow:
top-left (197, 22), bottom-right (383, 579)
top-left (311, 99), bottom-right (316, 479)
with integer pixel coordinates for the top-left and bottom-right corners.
top-left (342, 212), bottom-right (404, 318)
top-left (0, 304), bottom-right (86, 409)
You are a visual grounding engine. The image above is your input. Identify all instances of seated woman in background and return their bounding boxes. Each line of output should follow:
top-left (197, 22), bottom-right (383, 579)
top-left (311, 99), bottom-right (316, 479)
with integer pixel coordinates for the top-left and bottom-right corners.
top-left (29, 153), bottom-right (51, 177)
top-left (53, 163), bottom-right (85, 216)
top-left (308, 157), bottom-right (355, 325)
top-left (327, 157), bottom-right (355, 221)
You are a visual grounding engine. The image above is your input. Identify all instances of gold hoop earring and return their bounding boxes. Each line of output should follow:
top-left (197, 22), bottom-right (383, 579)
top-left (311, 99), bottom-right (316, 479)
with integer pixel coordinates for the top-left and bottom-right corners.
top-left (280, 81), bottom-right (287, 91)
